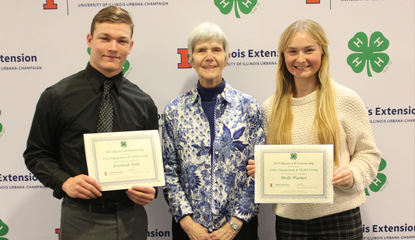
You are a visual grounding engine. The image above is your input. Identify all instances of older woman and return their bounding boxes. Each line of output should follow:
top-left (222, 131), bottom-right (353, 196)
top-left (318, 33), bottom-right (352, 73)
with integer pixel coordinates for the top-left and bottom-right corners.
top-left (163, 22), bottom-right (264, 240)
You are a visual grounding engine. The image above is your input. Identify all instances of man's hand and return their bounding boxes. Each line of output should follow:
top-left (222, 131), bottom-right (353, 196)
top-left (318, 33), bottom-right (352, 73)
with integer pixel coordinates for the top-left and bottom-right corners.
top-left (209, 217), bottom-right (241, 240)
top-left (332, 165), bottom-right (354, 187)
top-left (246, 159), bottom-right (255, 178)
top-left (126, 186), bottom-right (156, 206)
top-left (179, 216), bottom-right (210, 240)
top-left (62, 174), bottom-right (102, 199)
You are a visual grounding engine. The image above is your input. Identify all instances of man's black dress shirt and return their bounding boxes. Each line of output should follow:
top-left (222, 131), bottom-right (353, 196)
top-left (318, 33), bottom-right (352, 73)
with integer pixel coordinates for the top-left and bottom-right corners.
top-left (24, 64), bottom-right (158, 204)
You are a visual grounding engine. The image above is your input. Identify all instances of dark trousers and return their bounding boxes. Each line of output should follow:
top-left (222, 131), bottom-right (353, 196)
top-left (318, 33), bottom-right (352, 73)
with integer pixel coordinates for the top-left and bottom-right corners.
top-left (172, 216), bottom-right (259, 240)
top-left (275, 207), bottom-right (363, 240)
top-left (60, 197), bottom-right (148, 240)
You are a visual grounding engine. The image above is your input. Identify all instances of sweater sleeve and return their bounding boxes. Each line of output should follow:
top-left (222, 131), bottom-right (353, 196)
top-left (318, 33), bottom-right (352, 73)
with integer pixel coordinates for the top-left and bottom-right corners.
top-left (261, 95), bottom-right (274, 138)
top-left (337, 87), bottom-right (381, 193)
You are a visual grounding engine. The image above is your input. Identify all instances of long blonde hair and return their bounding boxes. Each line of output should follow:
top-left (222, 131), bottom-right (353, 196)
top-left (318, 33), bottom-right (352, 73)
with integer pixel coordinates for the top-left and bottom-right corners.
top-left (267, 19), bottom-right (341, 165)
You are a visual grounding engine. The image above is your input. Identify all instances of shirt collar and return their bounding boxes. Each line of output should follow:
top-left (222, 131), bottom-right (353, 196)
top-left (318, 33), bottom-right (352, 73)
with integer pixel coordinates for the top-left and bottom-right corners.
top-left (86, 63), bottom-right (123, 96)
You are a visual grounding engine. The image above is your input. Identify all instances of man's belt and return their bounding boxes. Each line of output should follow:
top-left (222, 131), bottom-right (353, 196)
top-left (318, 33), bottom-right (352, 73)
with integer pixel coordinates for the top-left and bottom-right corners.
top-left (64, 197), bottom-right (135, 214)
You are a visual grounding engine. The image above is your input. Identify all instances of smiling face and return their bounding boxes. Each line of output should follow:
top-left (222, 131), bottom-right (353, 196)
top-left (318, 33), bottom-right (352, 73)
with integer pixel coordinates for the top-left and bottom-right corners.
top-left (190, 38), bottom-right (228, 88)
top-left (283, 31), bottom-right (322, 85)
top-left (87, 22), bottom-right (134, 77)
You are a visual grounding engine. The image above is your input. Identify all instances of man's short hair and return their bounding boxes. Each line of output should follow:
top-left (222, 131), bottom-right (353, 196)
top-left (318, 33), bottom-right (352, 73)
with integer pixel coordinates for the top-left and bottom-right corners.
top-left (90, 6), bottom-right (134, 37)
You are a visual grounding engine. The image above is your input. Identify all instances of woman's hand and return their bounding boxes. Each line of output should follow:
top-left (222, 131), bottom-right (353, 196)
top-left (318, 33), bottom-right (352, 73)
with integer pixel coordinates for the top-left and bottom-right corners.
top-left (332, 165), bottom-right (354, 187)
top-left (246, 159), bottom-right (256, 178)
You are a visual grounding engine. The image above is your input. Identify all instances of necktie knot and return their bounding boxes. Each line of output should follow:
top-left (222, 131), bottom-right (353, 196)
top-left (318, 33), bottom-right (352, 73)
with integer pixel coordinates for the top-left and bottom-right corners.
top-left (103, 79), bottom-right (113, 98)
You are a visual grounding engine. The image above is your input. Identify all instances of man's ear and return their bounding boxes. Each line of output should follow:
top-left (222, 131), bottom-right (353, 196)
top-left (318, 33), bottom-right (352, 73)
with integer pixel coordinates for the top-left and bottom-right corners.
top-left (87, 33), bottom-right (93, 49)
top-left (128, 39), bottom-right (134, 54)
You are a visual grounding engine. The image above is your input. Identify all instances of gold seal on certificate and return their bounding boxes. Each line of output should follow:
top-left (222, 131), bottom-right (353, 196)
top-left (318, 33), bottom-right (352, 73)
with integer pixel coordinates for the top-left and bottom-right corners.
top-left (84, 130), bottom-right (165, 191)
top-left (255, 145), bottom-right (333, 204)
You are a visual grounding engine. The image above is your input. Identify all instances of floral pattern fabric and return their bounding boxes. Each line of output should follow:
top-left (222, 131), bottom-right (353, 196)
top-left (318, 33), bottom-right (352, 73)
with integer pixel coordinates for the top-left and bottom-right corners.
top-left (162, 82), bottom-right (265, 232)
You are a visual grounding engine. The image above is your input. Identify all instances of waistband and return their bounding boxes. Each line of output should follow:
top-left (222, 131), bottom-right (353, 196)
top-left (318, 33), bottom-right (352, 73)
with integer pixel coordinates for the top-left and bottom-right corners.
top-left (64, 197), bottom-right (135, 214)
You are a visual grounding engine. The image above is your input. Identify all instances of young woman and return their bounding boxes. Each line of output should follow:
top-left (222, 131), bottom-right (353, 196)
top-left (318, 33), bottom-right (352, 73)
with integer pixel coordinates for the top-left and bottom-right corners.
top-left (247, 19), bottom-right (381, 239)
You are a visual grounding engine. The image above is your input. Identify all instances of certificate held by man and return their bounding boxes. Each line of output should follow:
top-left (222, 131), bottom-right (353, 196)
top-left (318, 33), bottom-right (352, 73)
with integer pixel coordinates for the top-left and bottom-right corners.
top-left (84, 130), bottom-right (165, 191)
top-left (255, 144), bottom-right (333, 204)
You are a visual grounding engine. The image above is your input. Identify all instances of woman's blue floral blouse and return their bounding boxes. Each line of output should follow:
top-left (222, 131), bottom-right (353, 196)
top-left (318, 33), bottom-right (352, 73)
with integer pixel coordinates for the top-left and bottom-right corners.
top-left (162, 82), bottom-right (265, 232)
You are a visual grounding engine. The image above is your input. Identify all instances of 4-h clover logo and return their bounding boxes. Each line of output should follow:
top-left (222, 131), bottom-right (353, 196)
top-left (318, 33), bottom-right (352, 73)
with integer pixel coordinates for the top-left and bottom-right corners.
top-left (347, 32), bottom-right (390, 77)
top-left (214, 0), bottom-right (258, 18)
top-left (0, 109), bottom-right (3, 134)
top-left (0, 218), bottom-right (9, 240)
top-left (87, 48), bottom-right (131, 76)
top-left (365, 158), bottom-right (388, 196)
top-left (120, 141), bottom-right (127, 148)
top-left (290, 153), bottom-right (297, 160)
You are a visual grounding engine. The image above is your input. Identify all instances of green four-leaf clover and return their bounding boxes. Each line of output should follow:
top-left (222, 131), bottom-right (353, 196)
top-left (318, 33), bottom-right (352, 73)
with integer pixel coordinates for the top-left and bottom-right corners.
top-left (0, 110), bottom-right (3, 133)
top-left (214, 0), bottom-right (258, 18)
top-left (290, 153), bottom-right (297, 160)
top-left (0, 219), bottom-right (9, 239)
top-left (347, 32), bottom-right (390, 77)
top-left (365, 158), bottom-right (387, 196)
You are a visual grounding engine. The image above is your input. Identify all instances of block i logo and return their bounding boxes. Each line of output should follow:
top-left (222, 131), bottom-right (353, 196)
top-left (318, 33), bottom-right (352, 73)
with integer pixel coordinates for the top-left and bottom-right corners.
top-left (44, 0), bottom-right (57, 9)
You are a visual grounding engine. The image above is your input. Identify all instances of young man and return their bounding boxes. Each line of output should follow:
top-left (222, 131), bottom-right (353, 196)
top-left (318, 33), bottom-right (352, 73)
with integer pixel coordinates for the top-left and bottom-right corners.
top-left (162, 22), bottom-right (265, 240)
top-left (24, 6), bottom-right (158, 240)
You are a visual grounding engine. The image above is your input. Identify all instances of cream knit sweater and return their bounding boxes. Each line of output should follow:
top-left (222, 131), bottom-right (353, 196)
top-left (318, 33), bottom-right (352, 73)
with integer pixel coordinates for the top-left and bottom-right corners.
top-left (261, 82), bottom-right (381, 220)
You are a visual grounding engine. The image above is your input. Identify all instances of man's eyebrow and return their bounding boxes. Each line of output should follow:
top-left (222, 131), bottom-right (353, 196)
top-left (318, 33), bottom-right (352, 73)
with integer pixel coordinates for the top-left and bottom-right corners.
top-left (97, 32), bottom-right (130, 39)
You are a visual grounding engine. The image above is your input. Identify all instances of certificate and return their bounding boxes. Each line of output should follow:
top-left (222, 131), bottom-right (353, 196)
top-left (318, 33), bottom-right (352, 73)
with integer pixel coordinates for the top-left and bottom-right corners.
top-left (84, 130), bottom-right (165, 191)
top-left (255, 145), bottom-right (333, 203)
